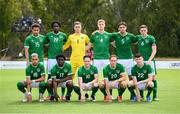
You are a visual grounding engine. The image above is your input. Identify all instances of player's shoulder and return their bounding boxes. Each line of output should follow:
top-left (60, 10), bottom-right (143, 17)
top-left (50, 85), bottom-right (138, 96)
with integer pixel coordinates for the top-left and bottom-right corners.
top-left (64, 62), bottom-right (71, 67)
top-left (46, 32), bottom-right (53, 36)
top-left (25, 34), bottom-right (33, 40)
top-left (116, 63), bottom-right (124, 68)
top-left (148, 35), bottom-right (155, 39)
top-left (127, 32), bottom-right (135, 37)
top-left (59, 31), bottom-right (67, 36)
top-left (90, 64), bottom-right (98, 70)
top-left (38, 62), bottom-right (45, 67)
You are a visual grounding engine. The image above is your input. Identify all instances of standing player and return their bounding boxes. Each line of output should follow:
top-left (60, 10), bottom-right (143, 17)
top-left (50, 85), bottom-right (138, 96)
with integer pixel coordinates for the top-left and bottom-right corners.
top-left (86, 19), bottom-right (114, 73)
top-left (45, 21), bottom-right (67, 100)
top-left (63, 21), bottom-right (89, 80)
top-left (17, 53), bottom-right (46, 102)
top-left (111, 21), bottom-right (137, 100)
top-left (77, 55), bottom-right (99, 102)
top-left (46, 54), bottom-right (73, 101)
top-left (128, 54), bottom-right (154, 102)
top-left (135, 25), bottom-right (158, 101)
top-left (99, 55), bottom-right (127, 102)
top-left (24, 23), bottom-right (45, 65)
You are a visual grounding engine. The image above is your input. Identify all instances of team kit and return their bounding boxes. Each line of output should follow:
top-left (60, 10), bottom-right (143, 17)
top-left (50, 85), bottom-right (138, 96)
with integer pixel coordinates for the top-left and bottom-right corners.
top-left (17, 19), bottom-right (159, 103)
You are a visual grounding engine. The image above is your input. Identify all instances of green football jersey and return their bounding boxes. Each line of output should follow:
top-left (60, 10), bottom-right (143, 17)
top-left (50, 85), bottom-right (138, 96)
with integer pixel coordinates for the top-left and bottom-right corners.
top-left (46, 32), bottom-right (67, 59)
top-left (90, 31), bottom-right (113, 59)
top-left (78, 65), bottom-right (98, 83)
top-left (112, 32), bottom-right (136, 59)
top-left (131, 63), bottom-right (153, 82)
top-left (24, 34), bottom-right (45, 62)
top-left (26, 63), bottom-right (45, 80)
top-left (51, 62), bottom-right (72, 79)
top-left (135, 35), bottom-right (156, 61)
top-left (103, 63), bottom-right (125, 81)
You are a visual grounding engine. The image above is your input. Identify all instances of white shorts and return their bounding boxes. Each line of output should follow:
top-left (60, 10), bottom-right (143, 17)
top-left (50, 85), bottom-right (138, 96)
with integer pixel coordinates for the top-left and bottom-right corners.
top-left (108, 81), bottom-right (119, 89)
top-left (81, 83), bottom-right (98, 91)
top-left (30, 82), bottom-right (40, 88)
top-left (93, 59), bottom-right (109, 73)
top-left (117, 59), bottom-right (134, 76)
top-left (137, 82), bottom-right (147, 90)
top-left (48, 59), bottom-right (57, 74)
top-left (144, 61), bottom-right (156, 75)
top-left (48, 79), bottom-right (71, 88)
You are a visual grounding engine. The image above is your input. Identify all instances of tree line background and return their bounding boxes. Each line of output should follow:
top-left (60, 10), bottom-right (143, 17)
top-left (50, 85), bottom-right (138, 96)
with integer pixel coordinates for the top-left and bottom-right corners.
top-left (0, 0), bottom-right (179, 59)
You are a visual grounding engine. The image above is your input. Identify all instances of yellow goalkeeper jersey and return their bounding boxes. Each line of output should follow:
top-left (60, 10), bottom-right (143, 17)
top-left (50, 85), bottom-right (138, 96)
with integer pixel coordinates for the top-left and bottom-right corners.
top-left (63, 33), bottom-right (89, 61)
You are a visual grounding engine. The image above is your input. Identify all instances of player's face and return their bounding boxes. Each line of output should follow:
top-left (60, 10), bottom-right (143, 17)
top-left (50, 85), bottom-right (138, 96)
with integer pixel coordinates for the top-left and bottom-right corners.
top-left (140, 28), bottom-right (148, 36)
top-left (118, 25), bottom-right (127, 33)
top-left (53, 23), bottom-right (60, 33)
top-left (135, 57), bottom-right (144, 66)
top-left (57, 57), bottom-right (65, 67)
top-left (32, 27), bottom-right (40, 36)
top-left (98, 22), bottom-right (105, 31)
top-left (31, 56), bottom-right (39, 66)
top-left (74, 24), bottom-right (81, 33)
top-left (110, 57), bottom-right (117, 68)
top-left (84, 57), bottom-right (91, 67)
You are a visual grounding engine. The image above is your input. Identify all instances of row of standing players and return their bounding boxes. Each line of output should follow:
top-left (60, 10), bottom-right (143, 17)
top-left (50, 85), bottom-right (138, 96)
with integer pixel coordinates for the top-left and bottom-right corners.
top-left (17, 19), bottom-right (158, 102)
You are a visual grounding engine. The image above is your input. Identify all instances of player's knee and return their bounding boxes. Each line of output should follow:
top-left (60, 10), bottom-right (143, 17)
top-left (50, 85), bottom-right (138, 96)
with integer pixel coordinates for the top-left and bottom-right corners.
top-left (17, 82), bottom-right (24, 88)
top-left (128, 81), bottom-right (134, 87)
top-left (93, 83), bottom-right (98, 87)
top-left (120, 81), bottom-right (127, 88)
top-left (148, 82), bottom-right (154, 88)
top-left (98, 81), bottom-right (105, 88)
top-left (66, 81), bottom-right (73, 87)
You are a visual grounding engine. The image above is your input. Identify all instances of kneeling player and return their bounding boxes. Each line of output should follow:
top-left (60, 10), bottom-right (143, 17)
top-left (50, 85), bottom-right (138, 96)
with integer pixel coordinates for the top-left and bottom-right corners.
top-left (17, 53), bottom-right (46, 102)
top-left (99, 55), bottom-right (127, 102)
top-left (46, 54), bottom-right (73, 101)
top-left (128, 54), bottom-right (154, 102)
top-left (77, 55), bottom-right (99, 102)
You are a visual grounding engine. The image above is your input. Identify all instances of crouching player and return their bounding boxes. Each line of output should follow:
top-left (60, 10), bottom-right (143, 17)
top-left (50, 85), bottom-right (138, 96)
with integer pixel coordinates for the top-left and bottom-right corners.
top-left (17, 53), bottom-right (46, 102)
top-left (99, 55), bottom-right (127, 102)
top-left (128, 54), bottom-right (154, 102)
top-left (77, 55), bottom-right (99, 102)
top-left (46, 54), bottom-right (73, 101)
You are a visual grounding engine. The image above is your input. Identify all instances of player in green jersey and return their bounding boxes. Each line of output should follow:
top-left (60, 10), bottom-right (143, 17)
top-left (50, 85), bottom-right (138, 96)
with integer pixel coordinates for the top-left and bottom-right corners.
top-left (45, 21), bottom-right (67, 100)
top-left (46, 54), bottom-right (73, 101)
top-left (128, 53), bottom-right (154, 102)
top-left (111, 21), bottom-right (137, 100)
top-left (24, 23), bottom-right (45, 65)
top-left (77, 55), bottom-right (98, 102)
top-left (17, 53), bottom-right (46, 102)
top-left (86, 19), bottom-right (114, 72)
top-left (135, 25), bottom-right (158, 101)
top-left (99, 55), bottom-right (127, 102)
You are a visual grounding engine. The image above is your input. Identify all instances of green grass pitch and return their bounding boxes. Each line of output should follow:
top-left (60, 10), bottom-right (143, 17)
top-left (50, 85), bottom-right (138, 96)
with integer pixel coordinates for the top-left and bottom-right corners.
top-left (0, 69), bottom-right (180, 114)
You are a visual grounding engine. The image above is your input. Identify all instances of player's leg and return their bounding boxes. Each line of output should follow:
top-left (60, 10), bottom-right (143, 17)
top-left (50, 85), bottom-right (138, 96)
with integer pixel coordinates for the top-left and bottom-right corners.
top-left (152, 60), bottom-right (159, 101)
top-left (65, 80), bottom-right (74, 101)
top-left (146, 81), bottom-right (154, 102)
top-left (46, 59), bottom-right (56, 99)
top-left (99, 80), bottom-right (108, 102)
top-left (117, 81), bottom-right (127, 102)
top-left (127, 80), bottom-right (136, 101)
top-left (17, 81), bottom-right (28, 102)
top-left (91, 83), bottom-right (99, 101)
top-left (38, 82), bottom-right (46, 102)
top-left (73, 85), bottom-right (81, 100)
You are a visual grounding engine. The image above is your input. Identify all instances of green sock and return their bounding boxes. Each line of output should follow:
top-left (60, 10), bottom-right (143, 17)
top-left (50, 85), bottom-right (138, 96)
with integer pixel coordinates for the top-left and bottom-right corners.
top-left (39, 82), bottom-right (46, 94)
top-left (110, 89), bottom-right (113, 95)
top-left (140, 90), bottom-right (144, 98)
top-left (128, 86), bottom-right (136, 97)
top-left (99, 87), bottom-right (107, 96)
top-left (61, 87), bottom-right (66, 96)
top-left (118, 87), bottom-right (126, 96)
top-left (147, 86), bottom-right (153, 97)
top-left (91, 86), bottom-right (98, 96)
top-left (17, 82), bottom-right (26, 93)
top-left (66, 86), bottom-right (73, 96)
top-left (153, 80), bottom-right (157, 98)
top-left (73, 85), bottom-right (81, 96)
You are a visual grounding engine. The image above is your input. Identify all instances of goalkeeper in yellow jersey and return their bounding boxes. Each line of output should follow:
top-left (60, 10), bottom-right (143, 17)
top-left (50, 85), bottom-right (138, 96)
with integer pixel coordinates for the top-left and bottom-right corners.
top-left (63, 21), bottom-right (89, 80)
